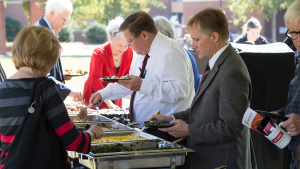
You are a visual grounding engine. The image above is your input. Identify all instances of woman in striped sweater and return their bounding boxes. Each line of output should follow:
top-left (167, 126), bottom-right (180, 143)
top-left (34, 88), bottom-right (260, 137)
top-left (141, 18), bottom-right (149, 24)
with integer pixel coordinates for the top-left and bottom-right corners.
top-left (0, 62), bottom-right (5, 84)
top-left (0, 26), bottom-right (104, 169)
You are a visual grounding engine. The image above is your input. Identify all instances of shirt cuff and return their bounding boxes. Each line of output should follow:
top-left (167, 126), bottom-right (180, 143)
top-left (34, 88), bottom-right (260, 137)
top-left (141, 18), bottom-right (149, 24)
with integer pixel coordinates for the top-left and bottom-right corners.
top-left (139, 80), bottom-right (153, 95)
top-left (98, 88), bottom-right (111, 101)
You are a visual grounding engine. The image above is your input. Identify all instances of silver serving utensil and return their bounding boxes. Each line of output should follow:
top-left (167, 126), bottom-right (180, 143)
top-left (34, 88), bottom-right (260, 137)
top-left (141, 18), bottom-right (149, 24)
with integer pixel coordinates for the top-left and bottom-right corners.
top-left (95, 107), bottom-right (101, 114)
top-left (86, 100), bottom-right (102, 109)
top-left (171, 137), bottom-right (184, 145)
top-left (127, 121), bottom-right (144, 126)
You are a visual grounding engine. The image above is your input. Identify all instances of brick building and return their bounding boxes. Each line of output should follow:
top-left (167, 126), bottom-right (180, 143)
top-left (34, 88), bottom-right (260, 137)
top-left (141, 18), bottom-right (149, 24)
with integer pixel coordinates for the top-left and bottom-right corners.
top-left (0, 0), bottom-right (289, 54)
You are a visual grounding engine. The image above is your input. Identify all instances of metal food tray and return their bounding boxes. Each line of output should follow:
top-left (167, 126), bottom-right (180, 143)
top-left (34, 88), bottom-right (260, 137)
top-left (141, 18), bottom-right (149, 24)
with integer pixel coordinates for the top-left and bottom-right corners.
top-left (74, 122), bottom-right (134, 131)
top-left (70, 114), bottom-right (112, 123)
top-left (91, 129), bottom-right (153, 144)
top-left (90, 140), bottom-right (189, 157)
top-left (77, 140), bottom-right (194, 169)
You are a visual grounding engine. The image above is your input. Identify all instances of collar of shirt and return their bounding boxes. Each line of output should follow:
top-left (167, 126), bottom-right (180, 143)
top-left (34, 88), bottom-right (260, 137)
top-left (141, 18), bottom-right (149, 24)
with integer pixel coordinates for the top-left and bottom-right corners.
top-left (43, 17), bottom-right (55, 34)
top-left (208, 43), bottom-right (229, 70)
top-left (148, 31), bottom-right (164, 57)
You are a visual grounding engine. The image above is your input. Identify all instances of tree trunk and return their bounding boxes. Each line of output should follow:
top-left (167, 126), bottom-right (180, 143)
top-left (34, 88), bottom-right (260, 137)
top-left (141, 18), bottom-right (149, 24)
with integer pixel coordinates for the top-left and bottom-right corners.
top-left (0, 2), bottom-right (7, 55)
top-left (271, 11), bottom-right (276, 43)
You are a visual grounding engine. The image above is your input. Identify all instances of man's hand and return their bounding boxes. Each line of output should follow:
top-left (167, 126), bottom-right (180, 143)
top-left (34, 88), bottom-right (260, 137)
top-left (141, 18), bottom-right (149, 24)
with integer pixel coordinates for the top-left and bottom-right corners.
top-left (89, 92), bottom-right (102, 106)
top-left (64, 75), bottom-right (72, 81)
top-left (117, 75), bottom-right (142, 91)
top-left (148, 114), bottom-right (173, 121)
top-left (281, 113), bottom-right (300, 136)
top-left (159, 119), bottom-right (189, 138)
top-left (69, 90), bottom-right (83, 102)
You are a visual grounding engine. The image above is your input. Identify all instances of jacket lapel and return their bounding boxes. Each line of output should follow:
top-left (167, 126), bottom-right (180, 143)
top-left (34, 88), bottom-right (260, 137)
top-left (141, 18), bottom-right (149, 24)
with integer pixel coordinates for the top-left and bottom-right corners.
top-left (39, 16), bottom-right (49, 29)
top-left (191, 44), bottom-right (234, 107)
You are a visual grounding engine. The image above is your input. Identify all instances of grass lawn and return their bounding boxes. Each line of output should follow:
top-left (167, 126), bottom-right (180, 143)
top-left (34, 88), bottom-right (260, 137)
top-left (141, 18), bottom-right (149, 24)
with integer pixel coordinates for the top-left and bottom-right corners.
top-left (1, 56), bottom-right (130, 109)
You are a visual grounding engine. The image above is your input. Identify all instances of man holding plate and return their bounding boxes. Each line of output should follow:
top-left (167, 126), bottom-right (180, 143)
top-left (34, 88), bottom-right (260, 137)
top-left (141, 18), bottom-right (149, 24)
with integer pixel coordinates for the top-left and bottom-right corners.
top-left (90, 11), bottom-right (195, 141)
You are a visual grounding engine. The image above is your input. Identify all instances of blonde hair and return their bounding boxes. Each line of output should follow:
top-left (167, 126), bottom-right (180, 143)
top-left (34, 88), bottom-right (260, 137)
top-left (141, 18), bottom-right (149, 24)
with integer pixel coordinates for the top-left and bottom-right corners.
top-left (12, 26), bottom-right (62, 76)
top-left (242, 17), bottom-right (262, 36)
top-left (187, 7), bottom-right (229, 42)
top-left (284, 0), bottom-right (300, 27)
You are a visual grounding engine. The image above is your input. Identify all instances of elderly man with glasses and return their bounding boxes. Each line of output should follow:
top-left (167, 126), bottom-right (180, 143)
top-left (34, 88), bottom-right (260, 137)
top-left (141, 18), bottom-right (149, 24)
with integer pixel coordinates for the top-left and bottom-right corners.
top-left (90, 11), bottom-right (195, 142)
top-left (285, 27), bottom-right (300, 71)
top-left (271, 0), bottom-right (300, 168)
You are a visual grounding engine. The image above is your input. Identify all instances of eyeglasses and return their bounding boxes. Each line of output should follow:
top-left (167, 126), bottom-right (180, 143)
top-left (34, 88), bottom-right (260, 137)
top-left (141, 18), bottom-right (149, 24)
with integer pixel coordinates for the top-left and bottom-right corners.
top-left (127, 32), bottom-right (141, 45)
top-left (285, 29), bottom-right (300, 40)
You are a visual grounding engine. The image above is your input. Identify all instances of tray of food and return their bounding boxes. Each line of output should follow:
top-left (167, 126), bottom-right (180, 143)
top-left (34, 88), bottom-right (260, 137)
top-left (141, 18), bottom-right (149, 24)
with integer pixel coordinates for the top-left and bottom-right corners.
top-left (100, 75), bottom-right (130, 82)
top-left (64, 67), bottom-right (88, 77)
top-left (67, 105), bottom-right (97, 115)
top-left (89, 140), bottom-right (187, 157)
top-left (75, 123), bottom-right (134, 132)
top-left (76, 139), bottom-right (194, 169)
top-left (70, 114), bottom-right (112, 123)
top-left (91, 130), bottom-right (150, 143)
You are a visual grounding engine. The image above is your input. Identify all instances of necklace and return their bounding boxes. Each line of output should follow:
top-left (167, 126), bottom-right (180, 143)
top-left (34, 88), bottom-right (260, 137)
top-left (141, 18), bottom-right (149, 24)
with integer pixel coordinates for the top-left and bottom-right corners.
top-left (113, 55), bottom-right (121, 62)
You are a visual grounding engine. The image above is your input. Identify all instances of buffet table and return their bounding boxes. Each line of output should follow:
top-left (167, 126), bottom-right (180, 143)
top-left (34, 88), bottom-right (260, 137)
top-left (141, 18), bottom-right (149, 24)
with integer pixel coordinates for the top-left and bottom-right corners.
top-left (67, 112), bottom-right (194, 169)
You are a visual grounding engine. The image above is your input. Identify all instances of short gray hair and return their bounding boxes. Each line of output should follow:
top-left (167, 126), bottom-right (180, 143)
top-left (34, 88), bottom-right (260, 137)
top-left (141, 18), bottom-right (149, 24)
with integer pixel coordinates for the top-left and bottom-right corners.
top-left (284, 0), bottom-right (300, 27)
top-left (153, 16), bottom-right (176, 39)
top-left (45, 0), bottom-right (73, 16)
top-left (106, 16), bottom-right (124, 40)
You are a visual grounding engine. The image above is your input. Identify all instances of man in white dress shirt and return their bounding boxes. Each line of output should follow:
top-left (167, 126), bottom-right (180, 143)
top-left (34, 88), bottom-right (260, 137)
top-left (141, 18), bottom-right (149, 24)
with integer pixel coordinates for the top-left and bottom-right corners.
top-left (90, 11), bottom-right (194, 139)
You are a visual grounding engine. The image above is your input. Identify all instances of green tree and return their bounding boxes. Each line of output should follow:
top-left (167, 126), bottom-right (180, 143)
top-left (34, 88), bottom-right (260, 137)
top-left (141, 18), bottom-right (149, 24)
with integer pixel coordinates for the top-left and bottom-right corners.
top-left (58, 26), bottom-right (74, 42)
top-left (83, 23), bottom-right (107, 44)
top-left (70, 0), bottom-right (165, 28)
top-left (225, 0), bottom-right (294, 42)
top-left (6, 17), bottom-right (23, 42)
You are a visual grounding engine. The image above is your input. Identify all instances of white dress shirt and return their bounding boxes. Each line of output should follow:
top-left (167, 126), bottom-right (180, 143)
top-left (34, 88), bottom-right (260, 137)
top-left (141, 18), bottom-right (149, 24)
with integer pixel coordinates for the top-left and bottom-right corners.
top-left (208, 43), bottom-right (229, 69)
top-left (99, 32), bottom-right (195, 124)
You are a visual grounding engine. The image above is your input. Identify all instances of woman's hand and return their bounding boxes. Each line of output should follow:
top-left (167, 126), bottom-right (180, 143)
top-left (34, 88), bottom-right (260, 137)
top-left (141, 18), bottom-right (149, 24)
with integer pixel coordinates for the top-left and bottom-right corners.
top-left (105, 100), bottom-right (121, 109)
top-left (89, 125), bottom-right (104, 139)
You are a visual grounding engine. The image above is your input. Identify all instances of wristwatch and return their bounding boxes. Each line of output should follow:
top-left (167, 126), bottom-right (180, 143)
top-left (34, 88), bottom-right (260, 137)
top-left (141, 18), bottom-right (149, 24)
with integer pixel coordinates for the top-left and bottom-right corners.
top-left (89, 130), bottom-right (97, 139)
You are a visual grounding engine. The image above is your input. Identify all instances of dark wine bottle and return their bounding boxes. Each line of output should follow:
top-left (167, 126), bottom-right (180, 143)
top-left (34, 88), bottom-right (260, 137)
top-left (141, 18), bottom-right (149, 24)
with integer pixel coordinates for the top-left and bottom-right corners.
top-left (256, 117), bottom-right (275, 136)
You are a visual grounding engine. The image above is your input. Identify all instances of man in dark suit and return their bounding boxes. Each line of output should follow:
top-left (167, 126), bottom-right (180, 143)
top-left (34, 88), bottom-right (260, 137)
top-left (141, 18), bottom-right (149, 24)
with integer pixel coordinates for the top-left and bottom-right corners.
top-left (34, 0), bottom-right (82, 101)
top-left (149, 7), bottom-right (253, 169)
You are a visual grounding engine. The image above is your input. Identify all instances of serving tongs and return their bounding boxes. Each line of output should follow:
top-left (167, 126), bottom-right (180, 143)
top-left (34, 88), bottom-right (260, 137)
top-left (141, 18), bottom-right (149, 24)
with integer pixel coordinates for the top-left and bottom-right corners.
top-left (79, 100), bottom-right (102, 116)
top-left (127, 121), bottom-right (144, 126)
top-left (132, 110), bottom-right (161, 140)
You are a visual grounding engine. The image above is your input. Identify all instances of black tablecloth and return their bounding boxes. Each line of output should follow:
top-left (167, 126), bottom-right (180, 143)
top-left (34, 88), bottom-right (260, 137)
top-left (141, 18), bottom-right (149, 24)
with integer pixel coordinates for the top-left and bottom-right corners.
top-left (233, 42), bottom-right (294, 169)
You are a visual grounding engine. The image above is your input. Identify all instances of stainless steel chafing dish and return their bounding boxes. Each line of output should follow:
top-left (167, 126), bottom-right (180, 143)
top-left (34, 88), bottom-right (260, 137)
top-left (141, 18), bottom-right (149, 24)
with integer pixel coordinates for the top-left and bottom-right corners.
top-left (69, 114), bottom-right (112, 123)
top-left (77, 139), bottom-right (194, 169)
top-left (71, 114), bottom-right (134, 131)
top-left (68, 128), bottom-right (194, 169)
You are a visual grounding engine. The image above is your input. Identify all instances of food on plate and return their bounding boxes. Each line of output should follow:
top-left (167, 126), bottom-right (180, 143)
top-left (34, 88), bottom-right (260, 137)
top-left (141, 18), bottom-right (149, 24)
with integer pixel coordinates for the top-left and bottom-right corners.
top-left (103, 75), bottom-right (130, 79)
top-left (92, 135), bottom-right (147, 143)
top-left (144, 121), bottom-right (164, 125)
top-left (64, 67), bottom-right (87, 75)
